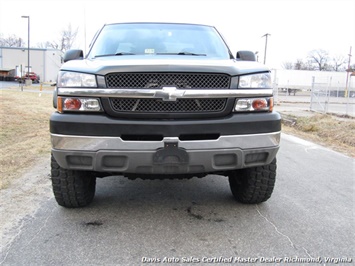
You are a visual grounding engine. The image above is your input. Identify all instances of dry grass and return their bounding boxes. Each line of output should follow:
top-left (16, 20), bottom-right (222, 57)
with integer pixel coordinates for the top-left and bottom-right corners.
top-left (282, 114), bottom-right (355, 157)
top-left (0, 90), bottom-right (54, 189)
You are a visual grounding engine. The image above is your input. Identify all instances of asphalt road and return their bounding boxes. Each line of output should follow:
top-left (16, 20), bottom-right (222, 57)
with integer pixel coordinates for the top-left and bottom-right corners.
top-left (1, 133), bottom-right (354, 266)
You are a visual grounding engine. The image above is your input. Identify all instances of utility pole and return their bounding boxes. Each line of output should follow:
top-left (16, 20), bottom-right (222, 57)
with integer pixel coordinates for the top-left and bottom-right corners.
top-left (83, 6), bottom-right (87, 55)
top-left (345, 46), bottom-right (352, 98)
top-left (262, 33), bottom-right (271, 64)
top-left (21, 15), bottom-right (30, 86)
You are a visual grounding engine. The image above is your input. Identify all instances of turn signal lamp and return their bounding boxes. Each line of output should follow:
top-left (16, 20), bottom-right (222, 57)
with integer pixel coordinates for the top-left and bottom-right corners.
top-left (57, 97), bottom-right (102, 113)
top-left (235, 97), bottom-right (273, 112)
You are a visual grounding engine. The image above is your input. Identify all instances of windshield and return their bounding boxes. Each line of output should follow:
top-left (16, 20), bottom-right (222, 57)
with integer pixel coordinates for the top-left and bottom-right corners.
top-left (88, 23), bottom-right (231, 59)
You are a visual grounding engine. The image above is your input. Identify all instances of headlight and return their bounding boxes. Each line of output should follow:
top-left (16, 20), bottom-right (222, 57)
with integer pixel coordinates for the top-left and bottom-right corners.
top-left (239, 73), bottom-right (271, 88)
top-left (58, 71), bottom-right (97, 87)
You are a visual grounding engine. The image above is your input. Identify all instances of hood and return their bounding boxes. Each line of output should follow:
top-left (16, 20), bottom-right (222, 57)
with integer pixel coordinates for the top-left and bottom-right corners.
top-left (61, 55), bottom-right (269, 76)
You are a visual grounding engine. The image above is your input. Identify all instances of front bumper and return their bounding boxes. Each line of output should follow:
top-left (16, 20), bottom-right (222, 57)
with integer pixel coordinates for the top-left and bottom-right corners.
top-left (51, 132), bottom-right (280, 174)
top-left (50, 111), bottom-right (281, 137)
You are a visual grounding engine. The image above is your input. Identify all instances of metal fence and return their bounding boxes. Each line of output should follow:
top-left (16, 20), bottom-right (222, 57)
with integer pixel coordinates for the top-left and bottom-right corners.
top-left (309, 76), bottom-right (354, 116)
top-left (310, 76), bottom-right (330, 113)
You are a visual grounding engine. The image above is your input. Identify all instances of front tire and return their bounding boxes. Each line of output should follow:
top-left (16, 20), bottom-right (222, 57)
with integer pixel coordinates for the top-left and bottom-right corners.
top-left (51, 155), bottom-right (96, 208)
top-left (228, 159), bottom-right (277, 204)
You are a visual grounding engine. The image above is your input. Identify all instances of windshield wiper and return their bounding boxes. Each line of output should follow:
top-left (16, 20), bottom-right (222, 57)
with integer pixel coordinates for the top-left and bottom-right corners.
top-left (115, 52), bottom-right (135, 55)
top-left (178, 52), bottom-right (206, 56)
top-left (94, 52), bottom-right (135, 58)
top-left (157, 52), bottom-right (206, 56)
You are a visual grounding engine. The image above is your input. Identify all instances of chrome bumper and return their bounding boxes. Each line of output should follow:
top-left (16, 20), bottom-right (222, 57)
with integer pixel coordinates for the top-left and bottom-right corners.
top-left (51, 132), bottom-right (280, 174)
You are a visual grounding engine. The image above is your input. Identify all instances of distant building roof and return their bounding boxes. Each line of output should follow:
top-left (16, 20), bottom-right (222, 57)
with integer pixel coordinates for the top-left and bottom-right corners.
top-left (0, 46), bottom-right (61, 53)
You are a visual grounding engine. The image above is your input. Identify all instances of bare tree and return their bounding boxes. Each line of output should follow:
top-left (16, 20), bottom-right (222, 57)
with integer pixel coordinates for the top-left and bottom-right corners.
top-left (47, 24), bottom-right (78, 54)
top-left (294, 59), bottom-right (304, 70)
top-left (282, 61), bottom-right (293, 69)
top-left (293, 58), bottom-right (314, 70)
top-left (0, 34), bottom-right (24, 47)
top-left (308, 49), bottom-right (329, 71)
top-left (282, 50), bottom-right (347, 72)
top-left (331, 55), bottom-right (346, 71)
top-left (36, 41), bottom-right (52, 49)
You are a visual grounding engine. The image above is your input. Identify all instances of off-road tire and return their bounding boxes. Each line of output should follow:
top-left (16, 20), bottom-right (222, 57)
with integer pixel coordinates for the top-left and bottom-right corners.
top-left (51, 155), bottom-right (96, 208)
top-left (228, 159), bottom-right (277, 204)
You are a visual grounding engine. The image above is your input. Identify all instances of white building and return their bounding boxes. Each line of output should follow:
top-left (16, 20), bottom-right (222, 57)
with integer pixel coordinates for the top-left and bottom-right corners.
top-left (0, 46), bottom-right (62, 82)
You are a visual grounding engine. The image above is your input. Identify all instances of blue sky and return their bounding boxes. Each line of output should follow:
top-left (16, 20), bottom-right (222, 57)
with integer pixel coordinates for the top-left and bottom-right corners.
top-left (1, 0), bottom-right (354, 69)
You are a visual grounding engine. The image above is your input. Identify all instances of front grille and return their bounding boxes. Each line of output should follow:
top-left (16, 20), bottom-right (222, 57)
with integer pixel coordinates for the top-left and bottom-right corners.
top-left (110, 98), bottom-right (227, 113)
top-left (106, 73), bottom-right (230, 89)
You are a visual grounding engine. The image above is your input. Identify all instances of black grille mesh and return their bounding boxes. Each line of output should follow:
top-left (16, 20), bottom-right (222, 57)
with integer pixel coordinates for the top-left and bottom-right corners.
top-left (110, 98), bottom-right (227, 113)
top-left (106, 73), bottom-right (230, 89)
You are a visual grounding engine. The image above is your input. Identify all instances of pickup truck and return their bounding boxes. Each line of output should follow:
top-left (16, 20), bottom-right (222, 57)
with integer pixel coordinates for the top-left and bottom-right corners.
top-left (50, 22), bottom-right (281, 208)
top-left (17, 72), bottom-right (40, 83)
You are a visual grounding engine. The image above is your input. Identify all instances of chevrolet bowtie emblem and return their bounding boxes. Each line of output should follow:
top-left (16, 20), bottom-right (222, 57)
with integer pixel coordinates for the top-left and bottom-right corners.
top-left (154, 86), bottom-right (185, 101)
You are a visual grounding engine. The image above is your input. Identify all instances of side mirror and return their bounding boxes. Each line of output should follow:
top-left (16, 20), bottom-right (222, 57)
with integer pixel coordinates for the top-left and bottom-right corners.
top-left (236, 51), bottom-right (256, 61)
top-left (63, 49), bottom-right (84, 63)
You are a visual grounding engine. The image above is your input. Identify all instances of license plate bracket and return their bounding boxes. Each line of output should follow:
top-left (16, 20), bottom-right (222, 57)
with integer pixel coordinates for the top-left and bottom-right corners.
top-left (153, 142), bottom-right (189, 165)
